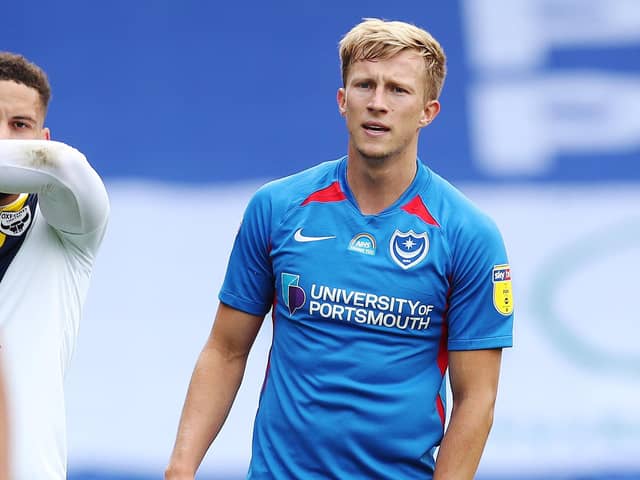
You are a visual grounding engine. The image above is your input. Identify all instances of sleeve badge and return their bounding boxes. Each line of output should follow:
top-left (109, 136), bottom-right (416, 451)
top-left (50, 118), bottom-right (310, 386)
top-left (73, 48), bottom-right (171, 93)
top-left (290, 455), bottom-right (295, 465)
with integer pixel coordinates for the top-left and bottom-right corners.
top-left (492, 264), bottom-right (514, 316)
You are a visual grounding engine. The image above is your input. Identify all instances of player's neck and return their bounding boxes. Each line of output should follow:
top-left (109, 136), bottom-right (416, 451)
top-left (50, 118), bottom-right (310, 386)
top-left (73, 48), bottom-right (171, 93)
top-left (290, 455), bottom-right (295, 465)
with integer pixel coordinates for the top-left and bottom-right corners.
top-left (0, 193), bottom-right (20, 208)
top-left (346, 151), bottom-right (417, 215)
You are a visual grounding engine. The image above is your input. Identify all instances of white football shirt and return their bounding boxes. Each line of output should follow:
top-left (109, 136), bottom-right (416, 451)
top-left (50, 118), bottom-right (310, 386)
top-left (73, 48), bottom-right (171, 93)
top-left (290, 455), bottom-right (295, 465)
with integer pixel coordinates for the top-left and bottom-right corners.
top-left (0, 140), bottom-right (109, 479)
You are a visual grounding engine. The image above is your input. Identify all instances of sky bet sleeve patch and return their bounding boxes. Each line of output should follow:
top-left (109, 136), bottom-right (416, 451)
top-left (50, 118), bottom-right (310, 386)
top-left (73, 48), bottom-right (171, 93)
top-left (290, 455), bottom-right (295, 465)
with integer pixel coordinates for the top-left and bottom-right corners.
top-left (492, 264), bottom-right (513, 315)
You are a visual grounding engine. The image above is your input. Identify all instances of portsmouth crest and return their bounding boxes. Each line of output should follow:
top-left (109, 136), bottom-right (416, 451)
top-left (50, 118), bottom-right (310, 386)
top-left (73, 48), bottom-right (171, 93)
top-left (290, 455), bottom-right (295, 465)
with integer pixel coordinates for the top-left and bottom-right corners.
top-left (492, 264), bottom-right (514, 316)
top-left (0, 205), bottom-right (32, 236)
top-left (389, 229), bottom-right (429, 270)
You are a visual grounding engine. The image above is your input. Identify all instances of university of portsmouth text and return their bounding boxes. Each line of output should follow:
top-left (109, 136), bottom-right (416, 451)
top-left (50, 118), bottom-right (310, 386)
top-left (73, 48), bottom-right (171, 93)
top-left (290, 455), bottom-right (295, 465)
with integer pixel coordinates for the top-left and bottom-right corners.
top-left (309, 284), bottom-right (435, 331)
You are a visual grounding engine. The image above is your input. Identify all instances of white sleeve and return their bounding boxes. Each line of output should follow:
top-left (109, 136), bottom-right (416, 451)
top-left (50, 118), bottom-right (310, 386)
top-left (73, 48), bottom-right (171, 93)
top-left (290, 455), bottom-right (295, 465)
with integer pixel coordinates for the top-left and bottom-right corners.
top-left (0, 139), bottom-right (109, 238)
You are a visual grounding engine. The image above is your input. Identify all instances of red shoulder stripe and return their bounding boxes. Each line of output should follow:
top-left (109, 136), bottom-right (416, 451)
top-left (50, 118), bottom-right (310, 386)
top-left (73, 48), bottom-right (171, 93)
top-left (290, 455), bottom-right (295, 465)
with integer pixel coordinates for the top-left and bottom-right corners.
top-left (301, 181), bottom-right (346, 206)
top-left (401, 195), bottom-right (440, 227)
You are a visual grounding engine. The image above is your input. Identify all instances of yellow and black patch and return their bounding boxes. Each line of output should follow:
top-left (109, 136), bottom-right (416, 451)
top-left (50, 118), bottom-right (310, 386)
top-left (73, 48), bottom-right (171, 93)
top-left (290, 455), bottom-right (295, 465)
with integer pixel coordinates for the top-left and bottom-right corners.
top-left (492, 264), bottom-right (513, 316)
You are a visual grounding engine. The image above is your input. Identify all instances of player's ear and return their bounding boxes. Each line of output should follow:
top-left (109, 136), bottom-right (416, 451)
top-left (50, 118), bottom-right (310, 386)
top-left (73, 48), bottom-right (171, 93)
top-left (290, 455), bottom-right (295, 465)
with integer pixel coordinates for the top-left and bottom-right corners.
top-left (42, 127), bottom-right (50, 140)
top-left (419, 100), bottom-right (440, 128)
top-left (337, 88), bottom-right (347, 116)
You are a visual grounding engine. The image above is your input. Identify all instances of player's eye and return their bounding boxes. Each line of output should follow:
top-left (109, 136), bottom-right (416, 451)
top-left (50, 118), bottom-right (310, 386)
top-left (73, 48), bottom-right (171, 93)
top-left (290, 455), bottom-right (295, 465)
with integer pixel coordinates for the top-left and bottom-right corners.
top-left (13, 121), bottom-right (30, 129)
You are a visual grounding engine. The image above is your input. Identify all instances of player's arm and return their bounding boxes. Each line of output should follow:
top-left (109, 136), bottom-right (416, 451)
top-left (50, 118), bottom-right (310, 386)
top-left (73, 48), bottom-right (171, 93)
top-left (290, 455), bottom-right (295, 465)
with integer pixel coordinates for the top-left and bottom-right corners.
top-left (0, 139), bottom-right (109, 239)
top-left (165, 302), bottom-right (264, 480)
top-left (433, 348), bottom-right (502, 480)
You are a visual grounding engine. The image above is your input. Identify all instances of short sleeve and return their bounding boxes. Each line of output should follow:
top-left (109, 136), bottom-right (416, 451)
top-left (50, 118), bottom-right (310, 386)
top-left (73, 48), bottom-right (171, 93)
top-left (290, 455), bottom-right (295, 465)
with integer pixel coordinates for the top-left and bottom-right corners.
top-left (446, 214), bottom-right (513, 351)
top-left (218, 186), bottom-right (275, 316)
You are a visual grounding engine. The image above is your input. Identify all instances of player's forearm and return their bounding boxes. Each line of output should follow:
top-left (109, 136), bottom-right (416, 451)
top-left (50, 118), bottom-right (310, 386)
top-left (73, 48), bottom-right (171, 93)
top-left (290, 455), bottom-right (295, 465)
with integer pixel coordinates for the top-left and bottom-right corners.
top-left (433, 394), bottom-right (495, 480)
top-left (0, 140), bottom-right (109, 234)
top-left (166, 342), bottom-right (248, 479)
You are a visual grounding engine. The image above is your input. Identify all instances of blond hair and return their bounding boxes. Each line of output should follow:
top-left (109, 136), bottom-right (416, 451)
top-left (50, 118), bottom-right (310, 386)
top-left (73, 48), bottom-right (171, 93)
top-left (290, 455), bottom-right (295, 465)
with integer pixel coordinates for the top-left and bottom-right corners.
top-left (339, 18), bottom-right (447, 101)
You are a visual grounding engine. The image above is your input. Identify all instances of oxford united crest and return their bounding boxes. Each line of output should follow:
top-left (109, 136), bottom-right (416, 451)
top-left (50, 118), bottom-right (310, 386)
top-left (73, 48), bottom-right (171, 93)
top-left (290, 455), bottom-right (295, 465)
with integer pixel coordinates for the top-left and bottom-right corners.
top-left (0, 205), bottom-right (32, 237)
top-left (389, 229), bottom-right (429, 270)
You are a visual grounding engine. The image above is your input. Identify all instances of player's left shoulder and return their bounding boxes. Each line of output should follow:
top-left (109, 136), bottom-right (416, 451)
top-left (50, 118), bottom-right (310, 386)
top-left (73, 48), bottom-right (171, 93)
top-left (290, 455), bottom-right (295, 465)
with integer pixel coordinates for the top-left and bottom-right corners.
top-left (426, 169), bottom-right (498, 230)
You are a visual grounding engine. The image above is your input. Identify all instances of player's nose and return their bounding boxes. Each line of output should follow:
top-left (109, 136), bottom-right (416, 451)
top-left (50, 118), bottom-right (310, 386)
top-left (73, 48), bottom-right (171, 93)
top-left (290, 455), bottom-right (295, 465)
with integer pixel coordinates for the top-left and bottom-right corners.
top-left (367, 87), bottom-right (389, 112)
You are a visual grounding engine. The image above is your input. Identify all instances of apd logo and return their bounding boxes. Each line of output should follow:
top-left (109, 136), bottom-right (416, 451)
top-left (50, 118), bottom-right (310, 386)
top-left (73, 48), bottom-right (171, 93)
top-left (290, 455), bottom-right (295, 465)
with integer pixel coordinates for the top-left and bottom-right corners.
top-left (389, 230), bottom-right (429, 270)
top-left (0, 205), bottom-right (32, 236)
top-left (282, 273), bottom-right (306, 315)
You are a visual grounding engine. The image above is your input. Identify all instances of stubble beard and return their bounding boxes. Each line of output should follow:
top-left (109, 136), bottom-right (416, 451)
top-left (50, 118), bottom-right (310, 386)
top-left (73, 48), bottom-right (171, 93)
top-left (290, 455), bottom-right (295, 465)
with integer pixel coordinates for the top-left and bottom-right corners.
top-left (355, 140), bottom-right (404, 168)
top-left (357, 150), bottom-right (390, 169)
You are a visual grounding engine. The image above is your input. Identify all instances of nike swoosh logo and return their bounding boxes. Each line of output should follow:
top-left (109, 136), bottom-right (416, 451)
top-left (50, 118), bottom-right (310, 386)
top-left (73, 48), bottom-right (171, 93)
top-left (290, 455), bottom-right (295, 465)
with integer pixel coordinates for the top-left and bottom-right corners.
top-left (294, 228), bottom-right (336, 243)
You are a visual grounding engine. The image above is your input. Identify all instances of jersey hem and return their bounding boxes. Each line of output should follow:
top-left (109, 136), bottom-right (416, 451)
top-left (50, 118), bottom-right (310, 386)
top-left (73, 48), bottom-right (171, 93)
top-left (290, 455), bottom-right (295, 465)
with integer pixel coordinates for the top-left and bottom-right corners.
top-left (448, 335), bottom-right (513, 350)
top-left (219, 291), bottom-right (269, 317)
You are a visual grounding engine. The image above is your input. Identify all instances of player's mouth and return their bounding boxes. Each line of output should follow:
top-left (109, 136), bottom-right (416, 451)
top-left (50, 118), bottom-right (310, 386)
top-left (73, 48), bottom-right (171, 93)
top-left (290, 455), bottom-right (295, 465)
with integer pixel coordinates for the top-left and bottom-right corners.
top-left (362, 122), bottom-right (390, 136)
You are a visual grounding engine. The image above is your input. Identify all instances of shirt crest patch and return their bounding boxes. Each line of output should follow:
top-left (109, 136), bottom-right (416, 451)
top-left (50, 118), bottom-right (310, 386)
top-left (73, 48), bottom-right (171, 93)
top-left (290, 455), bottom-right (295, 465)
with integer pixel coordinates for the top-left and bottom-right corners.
top-left (0, 205), bottom-right (32, 237)
top-left (389, 230), bottom-right (429, 270)
top-left (0, 194), bottom-right (38, 284)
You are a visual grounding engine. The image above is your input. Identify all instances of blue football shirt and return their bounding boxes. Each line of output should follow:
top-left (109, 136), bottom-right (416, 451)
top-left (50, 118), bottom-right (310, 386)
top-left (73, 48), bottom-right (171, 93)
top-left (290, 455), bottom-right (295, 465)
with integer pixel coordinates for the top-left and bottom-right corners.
top-left (219, 157), bottom-right (513, 479)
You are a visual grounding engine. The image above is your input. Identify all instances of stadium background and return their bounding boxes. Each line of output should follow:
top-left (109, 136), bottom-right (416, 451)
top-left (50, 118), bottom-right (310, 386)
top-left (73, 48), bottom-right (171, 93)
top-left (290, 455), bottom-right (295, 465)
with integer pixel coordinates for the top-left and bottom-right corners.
top-left (3, 0), bottom-right (640, 478)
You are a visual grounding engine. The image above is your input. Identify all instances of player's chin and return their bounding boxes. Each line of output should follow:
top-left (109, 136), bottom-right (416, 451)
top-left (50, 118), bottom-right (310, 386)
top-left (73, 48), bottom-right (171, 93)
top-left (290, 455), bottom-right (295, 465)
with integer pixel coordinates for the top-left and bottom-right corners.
top-left (356, 144), bottom-right (393, 162)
